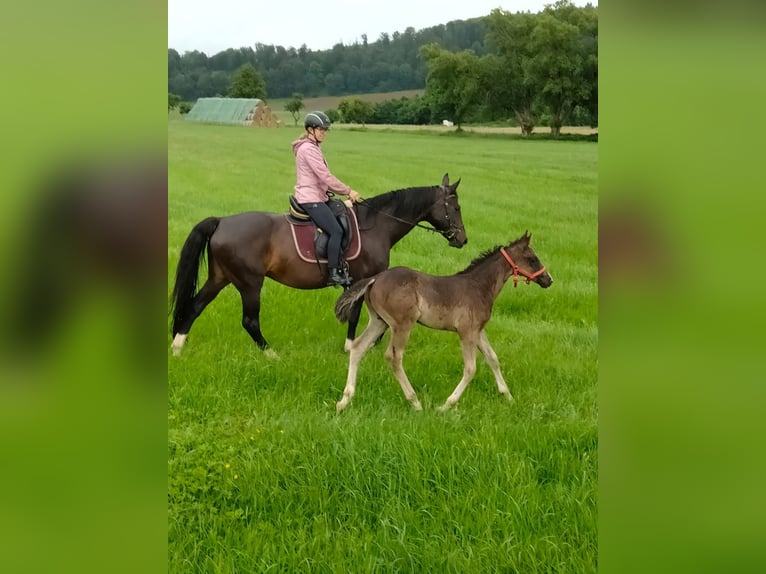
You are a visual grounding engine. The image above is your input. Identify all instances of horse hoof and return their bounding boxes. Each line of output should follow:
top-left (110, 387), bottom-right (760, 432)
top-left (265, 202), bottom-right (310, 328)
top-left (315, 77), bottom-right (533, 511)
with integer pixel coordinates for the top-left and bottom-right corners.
top-left (263, 348), bottom-right (279, 360)
top-left (344, 339), bottom-right (353, 352)
top-left (171, 347), bottom-right (182, 357)
top-left (336, 401), bottom-right (347, 412)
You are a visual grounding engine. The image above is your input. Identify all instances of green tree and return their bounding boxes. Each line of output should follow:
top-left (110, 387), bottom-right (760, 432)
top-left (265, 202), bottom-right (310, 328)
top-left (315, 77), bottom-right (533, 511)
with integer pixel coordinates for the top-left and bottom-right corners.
top-left (284, 93), bottom-right (305, 126)
top-left (168, 93), bottom-right (181, 113)
top-left (420, 44), bottom-right (481, 130)
top-left (337, 97), bottom-right (374, 126)
top-left (485, 9), bottom-right (539, 136)
top-left (526, 10), bottom-right (588, 137)
top-left (228, 63), bottom-right (267, 99)
top-left (179, 102), bottom-right (192, 115)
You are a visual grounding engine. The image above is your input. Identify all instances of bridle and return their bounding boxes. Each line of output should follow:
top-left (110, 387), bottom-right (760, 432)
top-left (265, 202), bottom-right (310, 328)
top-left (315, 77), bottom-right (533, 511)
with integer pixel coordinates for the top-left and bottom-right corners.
top-left (500, 248), bottom-right (547, 287)
top-left (356, 186), bottom-right (464, 241)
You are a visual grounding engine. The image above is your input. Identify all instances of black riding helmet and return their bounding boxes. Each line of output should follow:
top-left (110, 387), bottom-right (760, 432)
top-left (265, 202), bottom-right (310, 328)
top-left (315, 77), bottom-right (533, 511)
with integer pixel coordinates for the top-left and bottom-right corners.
top-left (304, 111), bottom-right (331, 130)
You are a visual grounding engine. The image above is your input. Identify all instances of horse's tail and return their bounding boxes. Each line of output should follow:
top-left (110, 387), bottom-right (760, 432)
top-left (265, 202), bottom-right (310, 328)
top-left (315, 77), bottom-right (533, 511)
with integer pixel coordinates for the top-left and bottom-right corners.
top-left (335, 277), bottom-right (376, 323)
top-left (170, 217), bottom-right (220, 334)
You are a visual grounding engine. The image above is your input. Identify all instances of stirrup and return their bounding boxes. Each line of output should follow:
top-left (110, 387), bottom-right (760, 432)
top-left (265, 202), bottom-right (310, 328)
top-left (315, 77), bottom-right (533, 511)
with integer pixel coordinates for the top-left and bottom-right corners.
top-left (328, 268), bottom-right (351, 287)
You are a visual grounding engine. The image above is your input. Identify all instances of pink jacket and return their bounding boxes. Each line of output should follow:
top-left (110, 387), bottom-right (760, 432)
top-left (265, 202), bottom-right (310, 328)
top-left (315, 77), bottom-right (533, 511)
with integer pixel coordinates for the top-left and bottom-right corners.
top-left (292, 138), bottom-right (351, 204)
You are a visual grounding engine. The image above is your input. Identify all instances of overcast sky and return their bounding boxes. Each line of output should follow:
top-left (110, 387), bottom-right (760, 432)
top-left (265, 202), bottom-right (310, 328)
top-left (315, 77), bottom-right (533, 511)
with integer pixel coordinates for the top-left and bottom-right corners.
top-left (169, 1), bottom-right (597, 55)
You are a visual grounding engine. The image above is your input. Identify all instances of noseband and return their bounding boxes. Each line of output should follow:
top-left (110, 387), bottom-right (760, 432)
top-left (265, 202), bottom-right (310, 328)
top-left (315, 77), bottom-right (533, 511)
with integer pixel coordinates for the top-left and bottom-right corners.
top-left (500, 248), bottom-right (547, 287)
top-left (437, 187), bottom-right (464, 242)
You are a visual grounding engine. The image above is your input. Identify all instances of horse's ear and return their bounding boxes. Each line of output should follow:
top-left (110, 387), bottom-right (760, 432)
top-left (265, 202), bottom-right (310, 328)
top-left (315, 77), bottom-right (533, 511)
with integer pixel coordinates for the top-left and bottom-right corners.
top-left (522, 230), bottom-right (531, 244)
top-left (452, 177), bottom-right (461, 191)
top-left (441, 173), bottom-right (450, 188)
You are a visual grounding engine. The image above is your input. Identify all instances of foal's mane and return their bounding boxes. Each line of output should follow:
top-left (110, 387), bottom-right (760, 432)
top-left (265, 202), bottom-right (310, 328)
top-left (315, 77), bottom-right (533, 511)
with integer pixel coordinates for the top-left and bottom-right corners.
top-left (457, 236), bottom-right (526, 275)
top-left (362, 185), bottom-right (440, 212)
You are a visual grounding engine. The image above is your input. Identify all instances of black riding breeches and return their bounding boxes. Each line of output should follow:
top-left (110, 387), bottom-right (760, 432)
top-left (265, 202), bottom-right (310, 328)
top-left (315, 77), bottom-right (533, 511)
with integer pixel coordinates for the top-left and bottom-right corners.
top-left (299, 200), bottom-right (343, 268)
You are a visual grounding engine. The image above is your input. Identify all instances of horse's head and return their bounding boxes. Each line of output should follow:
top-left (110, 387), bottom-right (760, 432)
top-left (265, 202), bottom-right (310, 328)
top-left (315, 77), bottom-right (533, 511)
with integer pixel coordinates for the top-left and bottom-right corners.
top-left (428, 173), bottom-right (468, 248)
top-left (501, 231), bottom-right (553, 288)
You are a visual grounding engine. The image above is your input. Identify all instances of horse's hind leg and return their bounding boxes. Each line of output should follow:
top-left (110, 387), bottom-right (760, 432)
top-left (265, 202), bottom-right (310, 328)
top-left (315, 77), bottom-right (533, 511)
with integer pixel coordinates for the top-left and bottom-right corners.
top-left (172, 279), bottom-right (227, 356)
top-left (438, 334), bottom-right (479, 412)
top-left (385, 325), bottom-right (422, 411)
top-left (345, 297), bottom-right (385, 352)
top-left (477, 330), bottom-right (512, 401)
top-left (337, 312), bottom-right (388, 412)
top-left (344, 297), bottom-right (364, 352)
top-left (238, 276), bottom-right (272, 354)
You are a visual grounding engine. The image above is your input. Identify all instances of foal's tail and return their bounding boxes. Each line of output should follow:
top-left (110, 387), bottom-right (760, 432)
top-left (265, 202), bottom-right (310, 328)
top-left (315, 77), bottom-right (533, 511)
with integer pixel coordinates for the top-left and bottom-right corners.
top-left (170, 217), bottom-right (220, 334)
top-left (335, 277), bottom-right (376, 323)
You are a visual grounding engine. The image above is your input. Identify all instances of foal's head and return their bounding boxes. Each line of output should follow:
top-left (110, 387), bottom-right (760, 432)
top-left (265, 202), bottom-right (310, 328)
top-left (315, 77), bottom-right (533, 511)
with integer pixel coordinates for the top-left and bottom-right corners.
top-left (501, 231), bottom-right (553, 288)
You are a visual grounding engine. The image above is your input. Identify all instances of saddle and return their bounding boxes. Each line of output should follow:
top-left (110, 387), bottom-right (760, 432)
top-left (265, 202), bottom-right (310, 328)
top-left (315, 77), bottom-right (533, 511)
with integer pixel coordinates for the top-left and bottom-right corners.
top-left (286, 196), bottom-right (361, 264)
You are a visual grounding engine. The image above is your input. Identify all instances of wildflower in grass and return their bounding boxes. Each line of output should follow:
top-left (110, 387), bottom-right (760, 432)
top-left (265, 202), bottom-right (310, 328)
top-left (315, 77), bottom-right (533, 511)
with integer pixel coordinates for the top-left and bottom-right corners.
top-left (225, 463), bottom-right (230, 469)
top-left (234, 474), bottom-right (238, 480)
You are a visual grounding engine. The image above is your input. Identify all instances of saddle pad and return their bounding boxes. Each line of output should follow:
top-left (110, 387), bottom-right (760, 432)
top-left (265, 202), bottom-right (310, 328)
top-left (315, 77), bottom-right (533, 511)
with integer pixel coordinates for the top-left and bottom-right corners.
top-left (286, 207), bottom-right (362, 263)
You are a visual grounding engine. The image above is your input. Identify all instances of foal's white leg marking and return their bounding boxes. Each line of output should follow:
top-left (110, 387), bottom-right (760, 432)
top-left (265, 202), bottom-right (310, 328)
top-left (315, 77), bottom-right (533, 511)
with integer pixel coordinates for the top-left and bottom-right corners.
top-left (336, 316), bottom-right (387, 412)
top-left (385, 327), bottom-right (422, 411)
top-left (171, 334), bottom-right (187, 356)
top-left (478, 330), bottom-right (512, 401)
top-left (438, 337), bottom-right (478, 412)
top-left (344, 338), bottom-right (353, 353)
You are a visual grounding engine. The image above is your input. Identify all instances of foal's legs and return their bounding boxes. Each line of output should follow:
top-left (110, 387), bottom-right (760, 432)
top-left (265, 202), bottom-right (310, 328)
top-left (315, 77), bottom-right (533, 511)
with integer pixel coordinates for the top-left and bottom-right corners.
top-left (171, 278), bottom-right (227, 356)
top-left (344, 297), bottom-right (365, 352)
top-left (385, 326), bottom-right (422, 411)
top-left (337, 312), bottom-right (388, 412)
top-left (438, 334), bottom-right (479, 412)
top-left (477, 329), bottom-right (513, 401)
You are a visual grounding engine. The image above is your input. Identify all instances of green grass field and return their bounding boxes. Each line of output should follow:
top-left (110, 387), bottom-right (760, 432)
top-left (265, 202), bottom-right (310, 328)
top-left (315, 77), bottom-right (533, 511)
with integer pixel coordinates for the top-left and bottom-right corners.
top-left (168, 118), bottom-right (598, 573)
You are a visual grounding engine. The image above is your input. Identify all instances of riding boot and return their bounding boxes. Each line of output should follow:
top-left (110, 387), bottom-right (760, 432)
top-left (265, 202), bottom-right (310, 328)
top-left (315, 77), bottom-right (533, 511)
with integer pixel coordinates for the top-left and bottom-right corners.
top-left (328, 267), bottom-right (351, 287)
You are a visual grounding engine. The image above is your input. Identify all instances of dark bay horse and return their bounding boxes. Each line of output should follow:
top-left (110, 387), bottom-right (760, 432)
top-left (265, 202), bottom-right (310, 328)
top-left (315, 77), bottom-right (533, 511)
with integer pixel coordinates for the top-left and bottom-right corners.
top-left (170, 174), bottom-right (467, 356)
top-left (334, 232), bottom-right (552, 412)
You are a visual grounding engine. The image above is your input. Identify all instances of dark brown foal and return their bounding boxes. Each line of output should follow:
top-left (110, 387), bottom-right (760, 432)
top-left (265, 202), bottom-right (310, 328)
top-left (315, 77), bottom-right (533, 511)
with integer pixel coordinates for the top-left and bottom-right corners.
top-left (334, 232), bottom-right (552, 411)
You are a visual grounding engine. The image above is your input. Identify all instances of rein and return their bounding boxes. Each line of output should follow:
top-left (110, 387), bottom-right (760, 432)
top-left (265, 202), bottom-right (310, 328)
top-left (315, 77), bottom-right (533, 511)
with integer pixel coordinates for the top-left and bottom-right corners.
top-left (356, 187), bottom-right (463, 241)
top-left (500, 248), bottom-right (547, 287)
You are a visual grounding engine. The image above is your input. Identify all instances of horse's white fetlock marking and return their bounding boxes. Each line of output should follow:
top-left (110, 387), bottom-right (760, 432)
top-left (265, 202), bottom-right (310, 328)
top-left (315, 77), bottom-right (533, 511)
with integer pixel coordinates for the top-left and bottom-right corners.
top-left (171, 334), bottom-right (187, 356)
top-left (263, 348), bottom-right (279, 360)
top-left (344, 338), bottom-right (353, 353)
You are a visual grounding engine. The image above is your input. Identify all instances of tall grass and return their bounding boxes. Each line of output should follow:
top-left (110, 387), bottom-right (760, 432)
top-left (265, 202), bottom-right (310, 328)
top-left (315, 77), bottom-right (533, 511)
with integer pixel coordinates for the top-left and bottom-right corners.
top-left (168, 120), bottom-right (597, 573)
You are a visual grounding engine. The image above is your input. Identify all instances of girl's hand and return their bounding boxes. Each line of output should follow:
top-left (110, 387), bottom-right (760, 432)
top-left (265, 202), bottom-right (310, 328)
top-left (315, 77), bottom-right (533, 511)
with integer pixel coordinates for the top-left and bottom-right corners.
top-left (348, 190), bottom-right (361, 202)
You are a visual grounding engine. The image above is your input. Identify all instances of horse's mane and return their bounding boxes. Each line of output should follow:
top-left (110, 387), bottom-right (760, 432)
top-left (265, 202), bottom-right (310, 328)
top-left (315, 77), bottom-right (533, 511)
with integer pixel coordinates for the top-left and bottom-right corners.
top-left (457, 245), bottom-right (503, 275)
top-left (457, 235), bottom-right (527, 275)
top-left (363, 185), bottom-right (439, 213)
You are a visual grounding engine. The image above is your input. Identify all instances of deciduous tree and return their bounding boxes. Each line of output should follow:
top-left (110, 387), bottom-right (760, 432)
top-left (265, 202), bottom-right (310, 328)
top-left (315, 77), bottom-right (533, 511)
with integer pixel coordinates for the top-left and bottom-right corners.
top-left (420, 44), bottom-right (481, 130)
top-left (228, 63), bottom-right (267, 99)
top-left (285, 94), bottom-right (305, 126)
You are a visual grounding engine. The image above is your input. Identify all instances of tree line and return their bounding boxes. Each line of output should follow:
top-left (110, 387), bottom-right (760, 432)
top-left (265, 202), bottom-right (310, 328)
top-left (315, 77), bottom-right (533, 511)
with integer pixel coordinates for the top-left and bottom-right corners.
top-left (169, 1), bottom-right (597, 133)
top-left (168, 19), bottom-right (488, 101)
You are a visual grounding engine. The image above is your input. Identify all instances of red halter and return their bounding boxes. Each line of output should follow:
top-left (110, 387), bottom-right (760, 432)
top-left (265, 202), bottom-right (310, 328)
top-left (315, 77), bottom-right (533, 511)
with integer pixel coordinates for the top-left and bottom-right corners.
top-left (500, 248), bottom-right (547, 287)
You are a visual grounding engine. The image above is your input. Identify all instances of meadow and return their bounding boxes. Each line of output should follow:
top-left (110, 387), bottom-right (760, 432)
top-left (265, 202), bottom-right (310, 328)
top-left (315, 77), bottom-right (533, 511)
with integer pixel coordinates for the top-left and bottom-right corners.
top-left (168, 119), bottom-right (598, 573)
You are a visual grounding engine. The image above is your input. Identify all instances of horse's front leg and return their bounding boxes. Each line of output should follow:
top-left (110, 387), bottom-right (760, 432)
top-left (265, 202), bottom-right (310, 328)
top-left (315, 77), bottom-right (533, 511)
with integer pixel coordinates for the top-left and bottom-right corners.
top-left (239, 277), bottom-right (277, 359)
top-left (438, 335), bottom-right (479, 412)
top-left (477, 330), bottom-right (512, 401)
